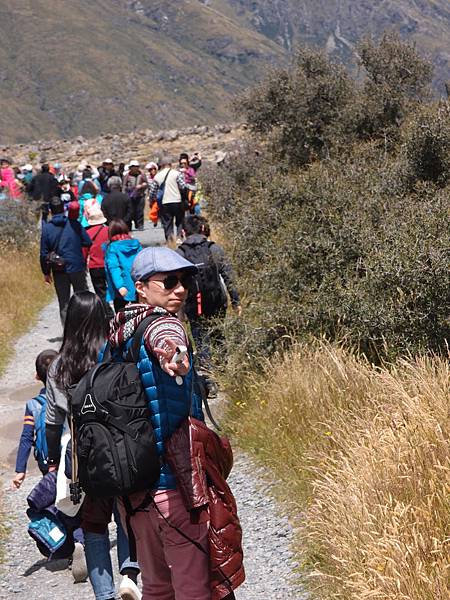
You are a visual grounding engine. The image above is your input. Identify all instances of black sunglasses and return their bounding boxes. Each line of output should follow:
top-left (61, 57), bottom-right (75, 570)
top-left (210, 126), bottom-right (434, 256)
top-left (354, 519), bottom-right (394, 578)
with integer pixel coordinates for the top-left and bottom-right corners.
top-left (152, 273), bottom-right (195, 290)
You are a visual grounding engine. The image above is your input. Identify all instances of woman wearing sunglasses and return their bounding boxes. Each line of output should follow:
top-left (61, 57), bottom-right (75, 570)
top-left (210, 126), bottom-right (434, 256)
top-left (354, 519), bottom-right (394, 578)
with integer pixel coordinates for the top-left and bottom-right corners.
top-left (108, 246), bottom-right (211, 600)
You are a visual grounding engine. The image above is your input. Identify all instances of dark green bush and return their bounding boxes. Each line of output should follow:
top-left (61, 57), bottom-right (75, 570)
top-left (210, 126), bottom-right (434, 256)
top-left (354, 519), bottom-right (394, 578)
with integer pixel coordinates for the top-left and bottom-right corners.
top-left (355, 32), bottom-right (433, 142)
top-left (236, 34), bottom-right (433, 167)
top-left (401, 102), bottom-right (450, 186)
top-left (236, 47), bottom-right (355, 166)
top-left (0, 200), bottom-right (39, 247)
top-left (203, 139), bottom-right (450, 363)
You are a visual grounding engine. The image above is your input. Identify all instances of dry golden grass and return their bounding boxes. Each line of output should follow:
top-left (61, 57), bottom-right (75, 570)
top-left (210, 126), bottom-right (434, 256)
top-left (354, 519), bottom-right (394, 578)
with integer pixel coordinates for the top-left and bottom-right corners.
top-left (0, 244), bottom-right (54, 375)
top-left (225, 344), bottom-right (450, 599)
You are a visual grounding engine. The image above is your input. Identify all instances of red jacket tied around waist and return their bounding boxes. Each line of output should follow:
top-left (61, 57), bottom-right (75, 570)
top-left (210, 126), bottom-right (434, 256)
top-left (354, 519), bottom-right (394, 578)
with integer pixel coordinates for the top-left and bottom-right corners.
top-left (166, 417), bottom-right (245, 599)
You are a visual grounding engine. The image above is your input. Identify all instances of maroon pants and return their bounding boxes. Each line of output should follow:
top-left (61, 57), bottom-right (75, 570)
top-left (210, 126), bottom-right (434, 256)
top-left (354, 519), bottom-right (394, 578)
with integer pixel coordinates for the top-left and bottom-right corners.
top-left (119, 489), bottom-right (210, 600)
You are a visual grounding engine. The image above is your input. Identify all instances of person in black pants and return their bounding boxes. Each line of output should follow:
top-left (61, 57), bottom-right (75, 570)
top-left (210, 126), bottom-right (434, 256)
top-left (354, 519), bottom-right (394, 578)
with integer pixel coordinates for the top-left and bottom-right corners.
top-left (122, 161), bottom-right (147, 231)
top-left (160, 202), bottom-right (185, 241)
top-left (29, 164), bottom-right (59, 221)
top-left (40, 197), bottom-right (91, 325)
top-left (148, 158), bottom-right (189, 242)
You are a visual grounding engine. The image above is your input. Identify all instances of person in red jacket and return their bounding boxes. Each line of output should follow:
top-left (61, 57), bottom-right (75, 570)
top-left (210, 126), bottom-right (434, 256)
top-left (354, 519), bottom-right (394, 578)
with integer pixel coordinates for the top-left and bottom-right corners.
top-left (83, 202), bottom-right (114, 319)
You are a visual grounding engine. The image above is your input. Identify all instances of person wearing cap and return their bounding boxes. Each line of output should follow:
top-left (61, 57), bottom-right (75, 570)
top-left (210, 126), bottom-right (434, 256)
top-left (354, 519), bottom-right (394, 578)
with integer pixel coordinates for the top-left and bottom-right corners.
top-left (148, 157), bottom-right (190, 242)
top-left (57, 177), bottom-right (76, 216)
top-left (107, 246), bottom-right (210, 600)
top-left (20, 164), bottom-right (34, 189)
top-left (78, 180), bottom-right (103, 228)
top-left (51, 162), bottom-right (65, 181)
top-left (122, 160), bottom-right (147, 231)
top-left (145, 161), bottom-right (158, 179)
top-left (101, 175), bottom-right (132, 230)
top-left (189, 151), bottom-right (202, 172)
top-left (98, 159), bottom-right (118, 194)
top-left (40, 196), bottom-right (91, 324)
top-left (83, 203), bottom-right (114, 319)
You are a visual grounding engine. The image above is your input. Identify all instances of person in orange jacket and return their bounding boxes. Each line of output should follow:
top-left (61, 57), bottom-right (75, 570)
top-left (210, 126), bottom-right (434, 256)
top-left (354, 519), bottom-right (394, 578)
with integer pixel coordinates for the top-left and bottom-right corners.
top-left (146, 162), bottom-right (159, 227)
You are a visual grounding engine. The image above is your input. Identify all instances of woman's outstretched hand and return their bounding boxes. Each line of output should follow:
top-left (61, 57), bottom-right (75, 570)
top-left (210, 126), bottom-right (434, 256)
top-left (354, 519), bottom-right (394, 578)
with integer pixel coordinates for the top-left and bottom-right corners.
top-left (153, 338), bottom-right (190, 377)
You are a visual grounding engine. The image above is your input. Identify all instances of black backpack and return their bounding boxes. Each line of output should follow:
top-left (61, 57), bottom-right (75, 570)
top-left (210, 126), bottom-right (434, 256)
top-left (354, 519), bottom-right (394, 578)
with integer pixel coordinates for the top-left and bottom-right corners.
top-left (179, 238), bottom-right (226, 318)
top-left (68, 317), bottom-right (160, 498)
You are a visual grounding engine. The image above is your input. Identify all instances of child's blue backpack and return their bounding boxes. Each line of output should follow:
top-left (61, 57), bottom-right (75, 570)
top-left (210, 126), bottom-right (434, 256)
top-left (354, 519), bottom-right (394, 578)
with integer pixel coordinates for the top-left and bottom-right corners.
top-left (27, 508), bottom-right (74, 559)
top-left (28, 394), bottom-right (48, 470)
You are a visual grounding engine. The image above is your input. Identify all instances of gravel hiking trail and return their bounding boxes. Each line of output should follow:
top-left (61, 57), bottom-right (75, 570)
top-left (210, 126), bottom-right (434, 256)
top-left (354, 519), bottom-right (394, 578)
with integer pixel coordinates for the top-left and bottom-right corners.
top-left (0, 223), bottom-right (306, 599)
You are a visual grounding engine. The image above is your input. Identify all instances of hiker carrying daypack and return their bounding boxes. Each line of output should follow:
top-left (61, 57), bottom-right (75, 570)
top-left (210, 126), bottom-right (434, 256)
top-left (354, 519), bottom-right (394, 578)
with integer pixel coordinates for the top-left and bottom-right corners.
top-left (12, 349), bottom-right (58, 490)
top-left (177, 216), bottom-right (242, 371)
top-left (178, 236), bottom-right (226, 319)
top-left (68, 317), bottom-right (160, 499)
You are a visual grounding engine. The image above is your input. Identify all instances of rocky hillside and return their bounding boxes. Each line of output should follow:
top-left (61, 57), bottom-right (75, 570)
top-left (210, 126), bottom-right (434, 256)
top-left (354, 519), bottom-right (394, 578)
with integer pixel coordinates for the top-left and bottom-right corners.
top-left (2, 0), bottom-right (450, 143)
top-left (0, 123), bottom-right (244, 172)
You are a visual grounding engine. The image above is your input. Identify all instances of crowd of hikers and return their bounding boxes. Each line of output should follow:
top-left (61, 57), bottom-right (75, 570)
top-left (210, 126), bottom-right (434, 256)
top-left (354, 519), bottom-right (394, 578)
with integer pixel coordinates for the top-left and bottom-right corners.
top-left (10, 150), bottom-right (244, 600)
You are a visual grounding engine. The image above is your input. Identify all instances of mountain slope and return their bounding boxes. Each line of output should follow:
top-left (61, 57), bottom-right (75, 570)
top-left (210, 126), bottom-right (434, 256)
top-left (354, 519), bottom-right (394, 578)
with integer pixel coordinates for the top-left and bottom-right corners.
top-left (2, 0), bottom-right (450, 144)
top-left (0, 0), bottom-right (284, 143)
top-left (228, 0), bottom-right (450, 90)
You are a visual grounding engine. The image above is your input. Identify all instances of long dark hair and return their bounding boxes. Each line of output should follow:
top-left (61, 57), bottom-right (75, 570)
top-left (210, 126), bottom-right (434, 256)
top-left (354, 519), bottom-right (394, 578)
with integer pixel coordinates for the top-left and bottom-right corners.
top-left (54, 291), bottom-right (108, 390)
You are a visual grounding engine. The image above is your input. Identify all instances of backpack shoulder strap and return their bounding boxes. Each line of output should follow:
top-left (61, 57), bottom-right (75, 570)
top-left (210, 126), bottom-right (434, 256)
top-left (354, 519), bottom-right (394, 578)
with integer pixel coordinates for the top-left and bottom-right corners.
top-left (27, 394), bottom-right (45, 417)
top-left (34, 393), bottom-right (46, 407)
top-left (125, 313), bottom-right (164, 363)
top-left (160, 169), bottom-right (171, 187)
top-left (90, 224), bottom-right (105, 244)
top-left (53, 225), bottom-right (65, 253)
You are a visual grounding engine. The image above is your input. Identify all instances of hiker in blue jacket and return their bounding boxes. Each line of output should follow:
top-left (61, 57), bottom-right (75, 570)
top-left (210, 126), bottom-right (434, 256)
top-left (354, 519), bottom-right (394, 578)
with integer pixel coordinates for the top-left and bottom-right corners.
top-left (11, 349), bottom-right (57, 490)
top-left (40, 196), bottom-right (91, 325)
top-left (104, 219), bottom-right (142, 313)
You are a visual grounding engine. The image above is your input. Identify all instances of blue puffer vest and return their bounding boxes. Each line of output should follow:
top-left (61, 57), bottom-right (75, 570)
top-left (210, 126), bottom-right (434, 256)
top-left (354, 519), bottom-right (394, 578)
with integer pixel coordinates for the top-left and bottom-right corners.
top-left (133, 339), bottom-right (204, 490)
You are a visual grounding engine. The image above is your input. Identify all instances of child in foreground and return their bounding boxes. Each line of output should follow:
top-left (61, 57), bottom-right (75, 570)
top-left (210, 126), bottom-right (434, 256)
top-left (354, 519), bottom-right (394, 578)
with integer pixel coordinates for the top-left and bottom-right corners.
top-left (11, 349), bottom-right (58, 489)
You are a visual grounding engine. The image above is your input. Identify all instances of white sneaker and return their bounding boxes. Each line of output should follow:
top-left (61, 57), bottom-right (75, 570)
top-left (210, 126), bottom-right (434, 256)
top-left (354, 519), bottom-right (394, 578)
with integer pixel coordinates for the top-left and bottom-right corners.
top-left (119, 575), bottom-right (142, 600)
top-left (71, 541), bottom-right (88, 582)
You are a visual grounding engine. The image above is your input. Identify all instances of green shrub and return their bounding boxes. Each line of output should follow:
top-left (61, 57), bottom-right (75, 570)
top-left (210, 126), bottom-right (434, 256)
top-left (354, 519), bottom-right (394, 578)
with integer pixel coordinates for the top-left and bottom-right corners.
top-left (235, 34), bottom-right (433, 166)
top-left (236, 47), bottom-right (355, 166)
top-left (354, 32), bottom-right (433, 143)
top-left (401, 102), bottom-right (450, 186)
top-left (0, 200), bottom-right (40, 247)
top-left (202, 140), bottom-right (450, 363)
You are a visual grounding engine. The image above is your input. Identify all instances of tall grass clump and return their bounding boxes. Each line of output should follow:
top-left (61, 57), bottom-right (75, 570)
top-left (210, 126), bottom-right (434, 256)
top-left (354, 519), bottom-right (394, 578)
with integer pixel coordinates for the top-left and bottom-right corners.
top-left (0, 200), bottom-right (53, 373)
top-left (225, 345), bottom-right (449, 599)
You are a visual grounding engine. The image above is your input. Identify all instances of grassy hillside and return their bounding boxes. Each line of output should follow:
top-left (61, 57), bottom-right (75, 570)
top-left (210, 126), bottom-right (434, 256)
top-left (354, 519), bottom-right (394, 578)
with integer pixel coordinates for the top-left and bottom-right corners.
top-left (0, 0), bottom-right (283, 143)
top-left (2, 0), bottom-right (450, 143)
top-left (222, 345), bottom-right (450, 599)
